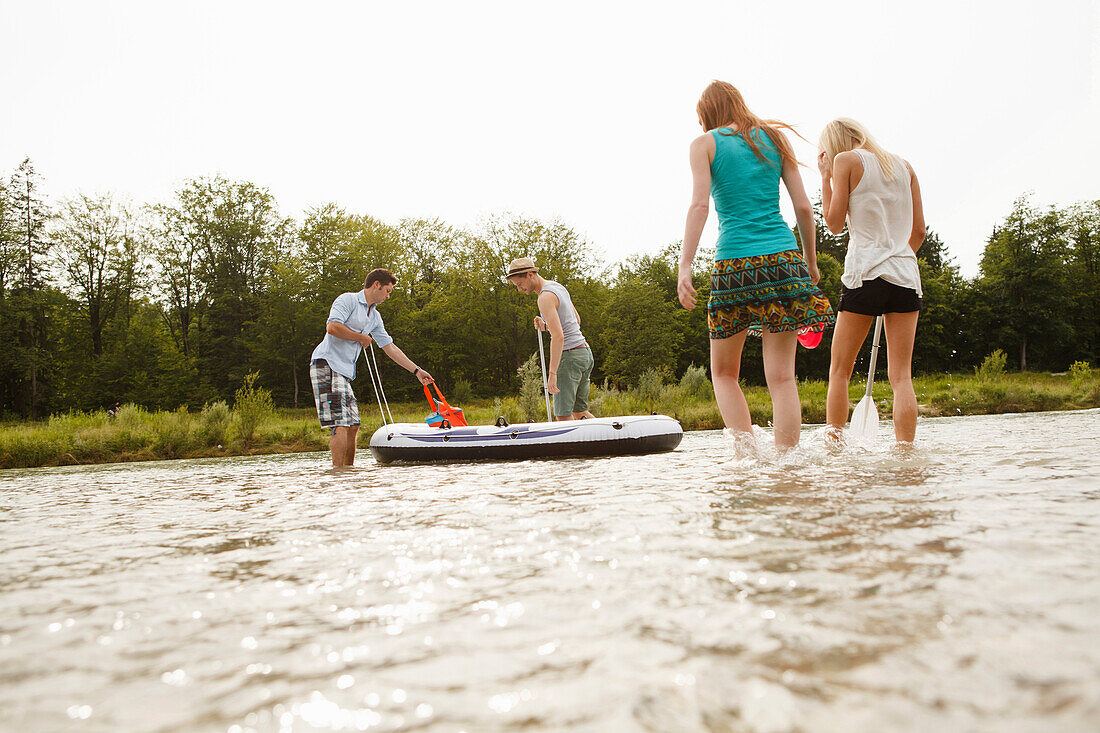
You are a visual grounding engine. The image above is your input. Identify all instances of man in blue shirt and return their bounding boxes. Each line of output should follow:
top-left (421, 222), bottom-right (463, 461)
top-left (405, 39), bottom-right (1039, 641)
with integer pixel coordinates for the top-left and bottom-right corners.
top-left (310, 268), bottom-right (434, 466)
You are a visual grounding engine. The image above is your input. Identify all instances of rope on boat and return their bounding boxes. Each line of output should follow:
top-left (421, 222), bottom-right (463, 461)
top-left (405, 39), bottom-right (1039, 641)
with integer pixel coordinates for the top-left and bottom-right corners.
top-left (365, 342), bottom-right (394, 425)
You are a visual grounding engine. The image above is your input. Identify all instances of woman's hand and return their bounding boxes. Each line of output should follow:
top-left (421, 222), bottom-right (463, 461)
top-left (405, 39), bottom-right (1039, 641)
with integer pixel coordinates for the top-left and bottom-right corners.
top-left (817, 151), bottom-right (832, 178)
top-left (807, 262), bottom-right (821, 285)
top-left (677, 270), bottom-right (698, 310)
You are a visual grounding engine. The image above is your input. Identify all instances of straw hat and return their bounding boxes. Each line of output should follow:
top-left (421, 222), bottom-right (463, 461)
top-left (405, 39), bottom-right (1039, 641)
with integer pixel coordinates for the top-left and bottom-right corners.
top-left (505, 257), bottom-right (540, 278)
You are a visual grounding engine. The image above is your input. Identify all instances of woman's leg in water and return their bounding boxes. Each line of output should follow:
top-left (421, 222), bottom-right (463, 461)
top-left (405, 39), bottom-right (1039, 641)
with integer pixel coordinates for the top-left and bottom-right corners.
top-left (826, 311), bottom-right (875, 437)
top-left (710, 331), bottom-right (752, 437)
top-left (761, 329), bottom-right (800, 451)
top-left (883, 310), bottom-right (920, 443)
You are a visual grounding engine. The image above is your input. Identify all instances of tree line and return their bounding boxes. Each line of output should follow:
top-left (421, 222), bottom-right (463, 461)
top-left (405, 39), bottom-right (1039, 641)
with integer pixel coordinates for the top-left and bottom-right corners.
top-left (1, 156), bottom-right (1097, 419)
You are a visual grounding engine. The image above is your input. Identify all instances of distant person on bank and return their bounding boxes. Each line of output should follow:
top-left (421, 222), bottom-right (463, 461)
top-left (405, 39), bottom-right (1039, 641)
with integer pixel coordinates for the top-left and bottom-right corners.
top-left (677, 80), bottom-right (834, 454)
top-left (310, 268), bottom-right (434, 466)
top-left (505, 258), bottom-right (595, 421)
top-left (818, 118), bottom-right (925, 445)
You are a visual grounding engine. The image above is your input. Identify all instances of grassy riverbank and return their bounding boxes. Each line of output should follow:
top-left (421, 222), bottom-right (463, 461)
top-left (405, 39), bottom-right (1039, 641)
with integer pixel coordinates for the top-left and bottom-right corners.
top-left (2, 369), bottom-right (1097, 470)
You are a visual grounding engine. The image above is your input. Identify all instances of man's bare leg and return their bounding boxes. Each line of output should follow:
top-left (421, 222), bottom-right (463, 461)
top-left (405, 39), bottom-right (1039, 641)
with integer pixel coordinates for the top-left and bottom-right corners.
top-left (344, 426), bottom-right (359, 465)
top-left (330, 426), bottom-right (359, 467)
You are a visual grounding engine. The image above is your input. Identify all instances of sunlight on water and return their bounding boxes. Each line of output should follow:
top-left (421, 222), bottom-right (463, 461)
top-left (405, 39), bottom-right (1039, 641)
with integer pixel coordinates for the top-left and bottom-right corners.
top-left (1, 410), bottom-right (1099, 731)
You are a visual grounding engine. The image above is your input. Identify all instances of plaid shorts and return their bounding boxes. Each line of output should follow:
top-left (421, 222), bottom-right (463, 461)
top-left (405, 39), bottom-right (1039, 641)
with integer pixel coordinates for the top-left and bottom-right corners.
top-left (310, 359), bottom-right (360, 431)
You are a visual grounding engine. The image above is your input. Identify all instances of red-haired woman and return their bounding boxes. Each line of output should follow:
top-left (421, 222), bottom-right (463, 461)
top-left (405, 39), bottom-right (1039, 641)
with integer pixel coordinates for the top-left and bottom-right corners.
top-left (678, 80), bottom-right (834, 453)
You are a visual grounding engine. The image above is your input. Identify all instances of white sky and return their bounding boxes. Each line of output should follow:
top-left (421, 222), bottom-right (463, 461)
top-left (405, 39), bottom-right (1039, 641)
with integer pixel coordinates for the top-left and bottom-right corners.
top-left (2, 0), bottom-right (1097, 276)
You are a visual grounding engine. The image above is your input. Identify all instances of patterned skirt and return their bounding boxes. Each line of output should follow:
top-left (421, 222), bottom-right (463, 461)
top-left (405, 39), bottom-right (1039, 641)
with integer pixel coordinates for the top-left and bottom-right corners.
top-left (708, 250), bottom-right (835, 338)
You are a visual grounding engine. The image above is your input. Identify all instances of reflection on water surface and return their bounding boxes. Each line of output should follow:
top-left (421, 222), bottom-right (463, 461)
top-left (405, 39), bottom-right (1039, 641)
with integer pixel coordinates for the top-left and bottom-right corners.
top-left (2, 410), bottom-right (1099, 731)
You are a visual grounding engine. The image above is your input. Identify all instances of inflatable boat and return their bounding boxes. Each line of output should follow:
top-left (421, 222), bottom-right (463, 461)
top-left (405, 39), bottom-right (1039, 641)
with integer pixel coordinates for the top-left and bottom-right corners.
top-left (369, 414), bottom-right (683, 464)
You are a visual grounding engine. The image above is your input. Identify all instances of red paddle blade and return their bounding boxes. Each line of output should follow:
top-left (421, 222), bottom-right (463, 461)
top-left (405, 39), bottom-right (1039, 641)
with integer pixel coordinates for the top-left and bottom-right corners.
top-left (797, 328), bottom-right (823, 349)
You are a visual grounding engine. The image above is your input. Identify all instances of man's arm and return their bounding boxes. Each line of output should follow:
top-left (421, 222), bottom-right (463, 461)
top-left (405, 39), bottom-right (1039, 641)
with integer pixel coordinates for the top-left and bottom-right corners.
top-left (381, 342), bottom-right (434, 385)
top-left (327, 320), bottom-right (372, 348)
top-left (324, 293), bottom-right (372, 347)
top-left (537, 291), bottom-right (564, 395)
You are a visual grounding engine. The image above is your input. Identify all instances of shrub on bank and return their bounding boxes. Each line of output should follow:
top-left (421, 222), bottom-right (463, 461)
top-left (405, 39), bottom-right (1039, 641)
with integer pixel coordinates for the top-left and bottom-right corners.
top-left (489, 397), bottom-right (524, 425)
top-left (1071, 360), bottom-right (1093, 390)
top-left (517, 353), bottom-right (547, 422)
top-left (975, 349), bottom-right (1007, 383)
top-left (200, 401), bottom-right (231, 445)
top-left (636, 369), bottom-right (664, 407)
top-left (232, 372), bottom-right (275, 447)
top-left (450, 378), bottom-right (474, 404)
top-left (680, 364), bottom-right (712, 398)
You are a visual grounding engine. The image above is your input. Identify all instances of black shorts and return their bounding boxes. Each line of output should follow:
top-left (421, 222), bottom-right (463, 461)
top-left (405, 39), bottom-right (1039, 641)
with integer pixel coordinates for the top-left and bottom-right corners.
top-left (839, 277), bottom-right (922, 315)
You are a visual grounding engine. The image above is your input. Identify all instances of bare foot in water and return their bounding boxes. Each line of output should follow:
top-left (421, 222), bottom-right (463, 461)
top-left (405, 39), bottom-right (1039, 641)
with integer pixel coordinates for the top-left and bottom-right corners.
top-left (824, 426), bottom-right (845, 453)
top-left (893, 440), bottom-right (916, 457)
top-left (724, 428), bottom-right (758, 460)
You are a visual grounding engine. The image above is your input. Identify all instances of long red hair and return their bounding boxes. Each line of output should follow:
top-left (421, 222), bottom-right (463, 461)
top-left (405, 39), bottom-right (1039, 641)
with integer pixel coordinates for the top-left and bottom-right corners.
top-left (696, 80), bottom-right (800, 167)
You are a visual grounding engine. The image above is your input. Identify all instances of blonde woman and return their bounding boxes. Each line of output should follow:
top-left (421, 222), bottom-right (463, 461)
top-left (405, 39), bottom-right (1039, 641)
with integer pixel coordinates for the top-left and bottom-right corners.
top-left (678, 81), bottom-right (834, 452)
top-left (818, 118), bottom-right (925, 444)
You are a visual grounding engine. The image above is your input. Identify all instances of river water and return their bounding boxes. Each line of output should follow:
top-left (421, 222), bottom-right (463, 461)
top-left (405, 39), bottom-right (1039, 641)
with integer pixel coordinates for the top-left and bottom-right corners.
top-left (2, 409), bottom-right (1099, 732)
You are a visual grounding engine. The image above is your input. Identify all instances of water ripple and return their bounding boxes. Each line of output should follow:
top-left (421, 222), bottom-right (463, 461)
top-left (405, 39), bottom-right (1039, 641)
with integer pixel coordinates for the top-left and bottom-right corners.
top-left (2, 410), bottom-right (1099, 731)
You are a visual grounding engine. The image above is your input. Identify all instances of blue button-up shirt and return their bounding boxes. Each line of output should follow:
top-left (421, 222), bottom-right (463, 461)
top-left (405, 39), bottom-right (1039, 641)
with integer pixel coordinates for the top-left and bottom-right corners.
top-left (310, 291), bottom-right (394, 380)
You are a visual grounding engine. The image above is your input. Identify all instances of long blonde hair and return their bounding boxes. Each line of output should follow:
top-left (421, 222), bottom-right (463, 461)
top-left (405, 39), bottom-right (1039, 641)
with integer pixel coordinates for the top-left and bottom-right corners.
top-left (818, 118), bottom-right (897, 180)
top-left (696, 80), bottom-right (800, 167)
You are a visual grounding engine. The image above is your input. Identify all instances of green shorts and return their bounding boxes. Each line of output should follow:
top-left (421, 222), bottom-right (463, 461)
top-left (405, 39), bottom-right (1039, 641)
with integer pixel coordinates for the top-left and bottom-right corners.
top-left (554, 347), bottom-right (594, 417)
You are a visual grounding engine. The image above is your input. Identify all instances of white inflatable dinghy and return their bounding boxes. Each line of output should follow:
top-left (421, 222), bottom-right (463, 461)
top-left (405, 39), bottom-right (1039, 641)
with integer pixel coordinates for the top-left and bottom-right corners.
top-left (369, 414), bottom-right (683, 464)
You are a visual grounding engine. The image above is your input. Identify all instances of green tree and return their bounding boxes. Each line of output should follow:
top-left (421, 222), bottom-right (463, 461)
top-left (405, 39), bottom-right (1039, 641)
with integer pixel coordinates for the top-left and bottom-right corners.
top-left (1065, 201), bottom-right (1100, 363)
top-left (298, 204), bottom-right (402, 306)
top-left (5, 158), bottom-right (53, 417)
top-left (54, 194), bottom-right (145, 357)
top-left (912, 258), bottom-right (969, 373)
top-left (245, 257), bottom-right (317, 407)
top-left (600, 269), bottom-right (684, 386)
top-left (806, 195), bottom-right (848, 263)
top-left (151, 177), bottom-right (291, 399)
top-left (149, 191), bottom-right (203, 357)
top-left (392, 214), bottom-right (604, 400)
top-left (0, 177), bottom-right (20, 301)
top-left (977, 195), bottom-right (1071, 370)
top-left (916, 227), bottom-right (951, 275)
top-left (295, 205), bottom-right (408, 404)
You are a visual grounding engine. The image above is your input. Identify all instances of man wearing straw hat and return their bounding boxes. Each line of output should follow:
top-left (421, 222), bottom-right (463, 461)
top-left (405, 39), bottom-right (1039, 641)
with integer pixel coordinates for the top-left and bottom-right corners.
top-left (310, 268), bottom-right (434, 466)
top-left (505, 257), bottom-right (595, 421)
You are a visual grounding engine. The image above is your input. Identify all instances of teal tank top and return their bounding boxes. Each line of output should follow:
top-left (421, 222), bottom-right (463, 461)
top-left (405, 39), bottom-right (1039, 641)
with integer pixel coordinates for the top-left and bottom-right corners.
top-left (710, 127), bottom-right (797, 260)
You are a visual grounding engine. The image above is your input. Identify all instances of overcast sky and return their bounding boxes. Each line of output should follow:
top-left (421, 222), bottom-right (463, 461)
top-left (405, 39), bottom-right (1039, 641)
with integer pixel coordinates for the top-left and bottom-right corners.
top-left (2, 0), bottom-right (1097, 276)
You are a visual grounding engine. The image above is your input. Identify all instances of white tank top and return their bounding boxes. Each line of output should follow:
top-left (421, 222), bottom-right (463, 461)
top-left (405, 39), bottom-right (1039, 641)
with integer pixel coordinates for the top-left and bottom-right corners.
top-left (843, 150), bottom-right (922, 296)
top-left (538, 280), bottom-right (587, 350)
